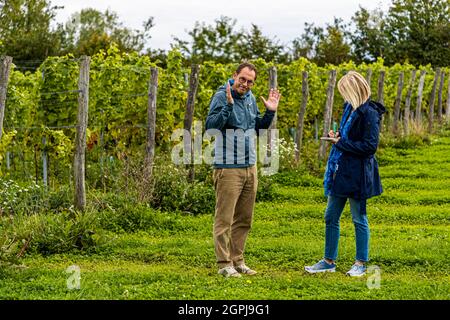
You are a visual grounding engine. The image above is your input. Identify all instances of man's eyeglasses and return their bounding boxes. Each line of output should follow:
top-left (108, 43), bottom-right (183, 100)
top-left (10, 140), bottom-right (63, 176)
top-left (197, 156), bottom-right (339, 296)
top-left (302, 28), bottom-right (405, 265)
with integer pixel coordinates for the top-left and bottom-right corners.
top-left (237, 77), bottom-right (255, 87)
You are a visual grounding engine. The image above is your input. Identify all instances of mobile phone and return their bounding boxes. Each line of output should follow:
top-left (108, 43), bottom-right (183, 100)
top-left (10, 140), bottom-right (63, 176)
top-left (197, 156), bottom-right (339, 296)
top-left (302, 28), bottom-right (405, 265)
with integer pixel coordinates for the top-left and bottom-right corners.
top-left (320, 137), bottom-right (337, 142)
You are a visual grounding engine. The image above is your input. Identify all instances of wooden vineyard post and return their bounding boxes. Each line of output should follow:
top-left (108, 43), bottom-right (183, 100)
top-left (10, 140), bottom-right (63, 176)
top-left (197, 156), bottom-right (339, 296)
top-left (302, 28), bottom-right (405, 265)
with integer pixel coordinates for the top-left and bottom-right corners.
top-left (393, 71), bottom-right (404, 135)
top-left (447, 73), bottom-right (450, 123)
top-left (0, 56), bottom-right (13, 140)
top-left (295, 71), bottom-right (308, 164)
top-left (267, 66), bottom-right (278, 157)
top-left (437, 70), bottom-right (445, 124)
top-left (319, 70), bottom-right (337, 162)
top-left (144, 67), bottom-right (158, 184)
top-left (365, 68), bottom-right (372, 86)
top-left (428, 68), bottom-right (440, 133)
top-left (403, 70), bottom-right (417, 136)
top-left (415, 70), bottom-right (426, 125)
top-left (74, 56), bottom-right (90, 211)
top-left (184, 64), bottom-right (200, 182)
top-left (377, 70), bottom-right (386, 131)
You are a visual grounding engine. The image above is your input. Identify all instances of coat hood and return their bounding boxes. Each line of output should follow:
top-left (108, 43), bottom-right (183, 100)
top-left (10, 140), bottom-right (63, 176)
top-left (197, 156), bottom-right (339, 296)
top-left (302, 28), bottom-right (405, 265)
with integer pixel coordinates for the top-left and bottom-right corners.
top-left (357, 99), bottom-right (386, 120)
top-left (369, 100), bottom-right (387, 117)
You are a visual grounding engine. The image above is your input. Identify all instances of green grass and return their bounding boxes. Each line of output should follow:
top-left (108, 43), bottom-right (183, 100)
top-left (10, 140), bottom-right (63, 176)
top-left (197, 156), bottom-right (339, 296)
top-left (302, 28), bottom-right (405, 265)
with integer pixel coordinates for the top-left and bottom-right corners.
top-left (1, 134), bottom-right (450, 300)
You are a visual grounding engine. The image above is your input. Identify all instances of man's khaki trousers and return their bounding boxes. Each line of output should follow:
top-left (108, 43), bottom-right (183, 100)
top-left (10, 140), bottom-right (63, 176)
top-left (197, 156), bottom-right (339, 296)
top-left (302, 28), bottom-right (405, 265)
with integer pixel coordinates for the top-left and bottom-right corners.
top-left (213, 166), bottom-right (258, 268)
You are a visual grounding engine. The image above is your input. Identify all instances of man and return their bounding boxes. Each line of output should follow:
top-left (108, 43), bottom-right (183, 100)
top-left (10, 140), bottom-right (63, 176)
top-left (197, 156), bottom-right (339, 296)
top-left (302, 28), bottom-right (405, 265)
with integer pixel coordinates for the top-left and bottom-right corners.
top-left (205, 62), bottom-right (281, 278)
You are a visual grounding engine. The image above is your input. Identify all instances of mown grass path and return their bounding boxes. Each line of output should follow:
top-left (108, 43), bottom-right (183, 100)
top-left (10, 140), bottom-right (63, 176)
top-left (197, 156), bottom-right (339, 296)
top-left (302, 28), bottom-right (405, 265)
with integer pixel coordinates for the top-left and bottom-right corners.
top-left (1, 134), bottom-right (449, 299)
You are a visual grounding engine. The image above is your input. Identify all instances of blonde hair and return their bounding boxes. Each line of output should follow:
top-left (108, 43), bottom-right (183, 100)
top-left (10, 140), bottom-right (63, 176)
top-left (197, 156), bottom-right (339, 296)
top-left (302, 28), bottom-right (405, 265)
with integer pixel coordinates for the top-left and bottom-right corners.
top-left (337, 71), bottom-right (371, 109)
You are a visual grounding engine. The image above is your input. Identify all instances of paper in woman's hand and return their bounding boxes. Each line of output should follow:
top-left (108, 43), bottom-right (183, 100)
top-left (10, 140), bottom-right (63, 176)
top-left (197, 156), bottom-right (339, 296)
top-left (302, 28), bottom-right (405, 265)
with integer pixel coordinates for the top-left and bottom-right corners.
top-left (320, 137), bottom-right (339, 143)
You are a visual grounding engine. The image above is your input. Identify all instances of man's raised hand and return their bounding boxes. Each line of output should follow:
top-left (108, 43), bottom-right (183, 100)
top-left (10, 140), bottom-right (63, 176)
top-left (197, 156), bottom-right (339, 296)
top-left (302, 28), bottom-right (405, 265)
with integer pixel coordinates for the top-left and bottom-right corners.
top-left (260, 88), bottom-right (281, 111)
top-left (226, 81), bottom-right (234, 105)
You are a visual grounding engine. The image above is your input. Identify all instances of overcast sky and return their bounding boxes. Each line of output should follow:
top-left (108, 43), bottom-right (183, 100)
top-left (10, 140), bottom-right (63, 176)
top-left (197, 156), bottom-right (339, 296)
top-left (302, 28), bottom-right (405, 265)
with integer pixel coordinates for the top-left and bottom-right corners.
top-left (50, 0), bottom-right (391, 51)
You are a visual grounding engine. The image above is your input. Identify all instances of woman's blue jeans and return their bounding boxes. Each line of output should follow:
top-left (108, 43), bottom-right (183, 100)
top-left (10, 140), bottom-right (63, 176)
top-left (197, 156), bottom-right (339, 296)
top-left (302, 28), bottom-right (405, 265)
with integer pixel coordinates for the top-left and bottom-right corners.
top-left (324, 195), bottom-right (370, 262)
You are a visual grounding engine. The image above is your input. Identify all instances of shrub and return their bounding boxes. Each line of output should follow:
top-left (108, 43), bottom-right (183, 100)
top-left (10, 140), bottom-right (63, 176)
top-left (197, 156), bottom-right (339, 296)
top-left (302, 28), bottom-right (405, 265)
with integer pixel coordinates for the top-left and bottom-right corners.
top-left (0, 179), bottom-right (73, 215)
top-left (143, 159), bottom-right (216, 215)
top-left (0, 209), bottom-right (104, 263)
top-left (256, 173), bottom-right (276, 202)
top-left (0, 179), bottom-right (44, 215)
top-left (379, 132), bottom-right (432, 149)
top-left (272, 169), bottom-right (322, 187)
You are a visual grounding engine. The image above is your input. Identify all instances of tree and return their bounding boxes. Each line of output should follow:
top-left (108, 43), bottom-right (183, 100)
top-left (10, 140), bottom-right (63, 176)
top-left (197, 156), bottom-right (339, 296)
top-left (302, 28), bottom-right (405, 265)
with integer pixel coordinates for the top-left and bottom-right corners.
top-left (0, 0), bottom-right (62, 62)
top-left (172, 16), bottom-right (289, 64)
top-left (291, 22), bottom-right (323, 61)
top-left (384, 0), bottom-right (450, 66)
top-left (350, 6), bottom-right (387, 63)
top-left (146, 48), bottom-right (168, 68)
top-left (315, 20), bottom-right (352, 66)
top-left (60, 8), bottom-right (154, 56)
top-left (172, 16), bottom-right (242, 64)
top-left (236, 24), bottom-right (289, 63)
top-left (292, 18), bottom-right (351, 66)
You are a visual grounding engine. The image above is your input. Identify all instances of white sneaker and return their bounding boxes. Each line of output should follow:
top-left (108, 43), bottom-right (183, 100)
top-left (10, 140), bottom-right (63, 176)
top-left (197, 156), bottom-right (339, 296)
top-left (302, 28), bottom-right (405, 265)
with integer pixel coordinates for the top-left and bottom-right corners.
top-left (346, 264), bottom-right (367, 277)
top-left (304, 259), bottom-right (336, 273)
top-left (235, 264), bottom-right (257, 275)
top-left (218, 266), bottom-right (242, 278)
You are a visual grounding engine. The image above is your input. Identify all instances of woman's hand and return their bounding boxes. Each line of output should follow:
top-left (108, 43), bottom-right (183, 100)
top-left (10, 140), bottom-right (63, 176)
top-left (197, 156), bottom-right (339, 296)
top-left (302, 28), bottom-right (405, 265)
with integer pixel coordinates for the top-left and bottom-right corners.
top-left (331, 137), bottom-right (340, 144)
top-left (327, 130), bottom-right (341, 144)
top-left (328, 130), bottom-right (340, 138)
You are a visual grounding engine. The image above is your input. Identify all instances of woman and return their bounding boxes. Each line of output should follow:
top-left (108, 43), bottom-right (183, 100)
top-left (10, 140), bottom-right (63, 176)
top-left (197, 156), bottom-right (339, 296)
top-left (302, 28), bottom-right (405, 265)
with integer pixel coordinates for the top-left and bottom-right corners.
top-left (305, 71), bottom-right (385, 277)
